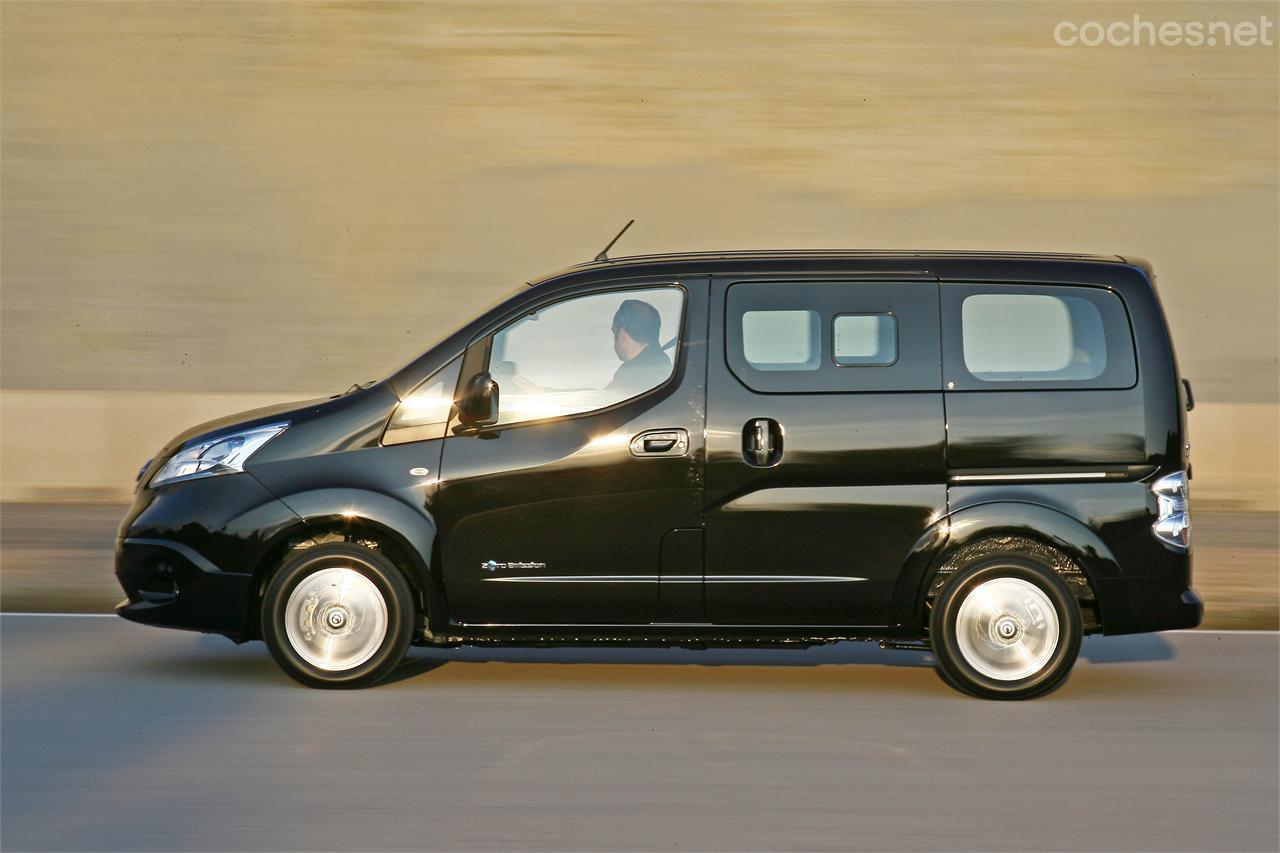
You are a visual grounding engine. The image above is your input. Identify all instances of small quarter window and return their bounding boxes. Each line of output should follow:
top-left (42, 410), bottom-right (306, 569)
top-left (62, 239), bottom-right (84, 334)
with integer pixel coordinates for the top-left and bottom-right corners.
top-left (742, 310), bottom-right (820, 371)
top-left (962, 294), bottom-right (1108, 381)
top-left (384, 356), bottom-right (462, 445)
top-left (395, 375), bottom-right (453, 425)
top-left (833, 314), bottom-right (897, 366)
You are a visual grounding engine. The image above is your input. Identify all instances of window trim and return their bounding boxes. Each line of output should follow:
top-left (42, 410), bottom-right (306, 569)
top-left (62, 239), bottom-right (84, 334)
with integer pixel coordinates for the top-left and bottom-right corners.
top-left (452, 282), bottom-right (689, 433)
top-left (831, 312), bottom-right (899, 368)
top-left (941, 281), bottom-right (1138, 392)
top-left (723, 278), bottom-right (942, 394)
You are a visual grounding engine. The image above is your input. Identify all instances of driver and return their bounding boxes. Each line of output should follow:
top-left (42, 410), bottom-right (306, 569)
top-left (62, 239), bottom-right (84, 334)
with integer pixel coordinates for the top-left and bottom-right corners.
top-left (606, 299), bottom-right (671, 394)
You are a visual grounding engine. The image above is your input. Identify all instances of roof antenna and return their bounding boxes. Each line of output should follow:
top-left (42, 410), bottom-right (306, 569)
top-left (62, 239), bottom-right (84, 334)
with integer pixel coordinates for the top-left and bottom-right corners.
top-left (593, 219), bottom-right (634, 262)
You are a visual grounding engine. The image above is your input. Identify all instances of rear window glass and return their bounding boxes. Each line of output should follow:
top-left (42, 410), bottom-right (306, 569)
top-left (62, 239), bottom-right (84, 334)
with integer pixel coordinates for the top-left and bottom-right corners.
top-left (833, 314), bottom-right (897, 366)
top-left (961, 294), bottom-right (1107, 381)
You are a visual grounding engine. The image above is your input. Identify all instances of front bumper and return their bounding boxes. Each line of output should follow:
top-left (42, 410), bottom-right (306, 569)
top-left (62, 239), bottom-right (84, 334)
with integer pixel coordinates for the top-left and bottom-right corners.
top-left (115, 539), bottom-right (254, 640)
top-left (114, 471), bottom-right (302, 641)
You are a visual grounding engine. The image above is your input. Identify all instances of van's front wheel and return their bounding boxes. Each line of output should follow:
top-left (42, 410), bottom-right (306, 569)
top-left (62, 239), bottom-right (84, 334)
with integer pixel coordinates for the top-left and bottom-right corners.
top-left (930, 558), bottom-right (1081, 700)
top-left (262, 543), bottom-right (414, 689)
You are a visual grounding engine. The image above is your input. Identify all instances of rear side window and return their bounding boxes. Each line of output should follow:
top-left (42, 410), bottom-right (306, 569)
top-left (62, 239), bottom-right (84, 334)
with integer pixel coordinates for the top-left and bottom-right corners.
top-left (833, 314), bottom-right (897, 366)
top-left (725, 280), bottom-right (939, 393)
top-left (742, 310), bottom-right (820, 371)
top-left (962, 294), bottom-right (1106, 380)
top-left (943, 284), bottom-right (1135, 390)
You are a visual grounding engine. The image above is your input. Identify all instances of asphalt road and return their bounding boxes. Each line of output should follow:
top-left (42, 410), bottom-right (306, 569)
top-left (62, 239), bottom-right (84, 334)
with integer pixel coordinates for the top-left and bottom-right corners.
top-left (1, 616), bottom-right (1276, 852)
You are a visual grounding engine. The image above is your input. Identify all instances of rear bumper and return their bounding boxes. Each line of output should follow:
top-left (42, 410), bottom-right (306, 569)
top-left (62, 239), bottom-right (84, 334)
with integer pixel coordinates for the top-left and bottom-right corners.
top-left (115, 539), bottom-right (254, 640)
top-left (1100, 575), bottom-right (1203, 635)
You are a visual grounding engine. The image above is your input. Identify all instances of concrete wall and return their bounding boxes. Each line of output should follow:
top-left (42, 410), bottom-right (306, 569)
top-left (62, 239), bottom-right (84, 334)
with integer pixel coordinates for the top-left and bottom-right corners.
top-left (2, 391), bottom-right (1274, 509)
top-left (0, 390), bottom-right (317, 503)
top-left (2, 1), bottom-right (1276, 508)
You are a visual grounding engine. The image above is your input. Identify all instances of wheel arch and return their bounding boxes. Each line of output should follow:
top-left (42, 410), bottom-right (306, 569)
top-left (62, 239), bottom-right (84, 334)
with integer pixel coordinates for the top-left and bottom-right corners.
top-left (245, 489), bottom-right (444, 639)
top-left (891, 500), bottom-right (1127, 635)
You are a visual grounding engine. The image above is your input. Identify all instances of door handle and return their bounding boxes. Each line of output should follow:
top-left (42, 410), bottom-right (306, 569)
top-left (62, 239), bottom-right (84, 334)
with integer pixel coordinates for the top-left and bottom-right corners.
top-left (630, 429), bottom-right (689, 457)
top-left (743, 418), bottom-right (782, 467)
top-left (752, 420), bottom-right (769, 465)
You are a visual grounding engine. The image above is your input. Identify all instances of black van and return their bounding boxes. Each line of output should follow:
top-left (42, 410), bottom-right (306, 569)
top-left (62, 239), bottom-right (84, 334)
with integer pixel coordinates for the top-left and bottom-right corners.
top-left (116, 250), bottom-right (1200, 699)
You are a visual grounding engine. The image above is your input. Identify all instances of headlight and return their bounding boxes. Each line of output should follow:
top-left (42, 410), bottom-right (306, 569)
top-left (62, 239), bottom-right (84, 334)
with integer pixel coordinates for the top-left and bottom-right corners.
top-left (149, 423), bottom-right (288, 488)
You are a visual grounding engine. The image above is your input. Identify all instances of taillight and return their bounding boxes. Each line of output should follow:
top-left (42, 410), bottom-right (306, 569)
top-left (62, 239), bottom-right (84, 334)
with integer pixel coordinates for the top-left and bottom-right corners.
top-left (1152, 470), bottom-right (1190, 550)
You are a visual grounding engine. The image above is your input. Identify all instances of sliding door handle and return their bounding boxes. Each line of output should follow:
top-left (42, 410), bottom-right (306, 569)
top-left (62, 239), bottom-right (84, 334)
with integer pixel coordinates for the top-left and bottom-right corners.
top-left (744, 418), bottom-right (782, 467)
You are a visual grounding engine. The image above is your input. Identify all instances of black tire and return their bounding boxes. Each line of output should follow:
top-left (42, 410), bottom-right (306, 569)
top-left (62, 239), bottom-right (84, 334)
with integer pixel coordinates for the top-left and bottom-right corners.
top-left (262, 543), bottom-right (414, 689)
top-left (930, 557), bottom-right (1082, 700)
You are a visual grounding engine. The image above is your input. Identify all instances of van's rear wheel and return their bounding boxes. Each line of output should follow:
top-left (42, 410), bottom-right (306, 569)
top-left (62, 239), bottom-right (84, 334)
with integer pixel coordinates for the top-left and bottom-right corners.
top-left (262, 543), bottom-right (413, 689)
top-left (930, 557), bottom-right (1081, 700)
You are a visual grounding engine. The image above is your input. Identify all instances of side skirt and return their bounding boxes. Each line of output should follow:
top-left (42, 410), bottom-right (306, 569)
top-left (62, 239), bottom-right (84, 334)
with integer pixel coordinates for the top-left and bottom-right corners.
top-left (416, 623), bottom-right (921, 649)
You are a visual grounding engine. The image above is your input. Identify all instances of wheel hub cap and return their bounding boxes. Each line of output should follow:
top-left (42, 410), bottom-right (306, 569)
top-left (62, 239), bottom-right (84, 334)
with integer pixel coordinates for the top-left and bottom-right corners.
top-left (323, 606), bottom-right (349, 630)
top-left (954, 577), bottom-right (1060, 681)
top-left (284, 566), bottom-right (388, 672)
top-left (995, 617), bottom-right (1021, 641)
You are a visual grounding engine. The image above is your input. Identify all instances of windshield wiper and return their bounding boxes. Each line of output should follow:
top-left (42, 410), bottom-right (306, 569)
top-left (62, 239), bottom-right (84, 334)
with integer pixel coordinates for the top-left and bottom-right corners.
top-left (340, 380), bottom-right (377, 397)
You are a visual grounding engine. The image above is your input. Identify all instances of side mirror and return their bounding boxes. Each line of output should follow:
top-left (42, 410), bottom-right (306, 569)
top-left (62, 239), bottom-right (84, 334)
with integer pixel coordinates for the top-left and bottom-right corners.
top-left (457, 372), bottom-right (499, 427)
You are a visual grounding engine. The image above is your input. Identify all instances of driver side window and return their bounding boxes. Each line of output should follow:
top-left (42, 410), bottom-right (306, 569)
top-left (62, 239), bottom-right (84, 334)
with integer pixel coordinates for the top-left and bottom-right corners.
top-left (489, 286), bottom-right (685, 426)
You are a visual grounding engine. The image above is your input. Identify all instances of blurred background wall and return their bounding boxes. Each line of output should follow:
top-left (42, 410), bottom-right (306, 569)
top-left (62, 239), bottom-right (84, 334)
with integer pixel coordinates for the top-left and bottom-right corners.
top-left (2, 0), bottom-right (1277, 508)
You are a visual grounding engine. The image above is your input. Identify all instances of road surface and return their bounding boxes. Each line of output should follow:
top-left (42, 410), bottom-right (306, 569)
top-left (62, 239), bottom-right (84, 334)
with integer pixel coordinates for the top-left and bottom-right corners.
top-left (1, 615), bottom-right (1276, 852)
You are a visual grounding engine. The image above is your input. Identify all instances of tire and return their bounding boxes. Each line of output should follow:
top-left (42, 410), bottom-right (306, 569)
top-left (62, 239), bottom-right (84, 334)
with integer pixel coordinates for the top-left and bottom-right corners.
top-left (262, 542), bottom-right (414, 689)
top-left (930, 556), bottom-right (1082, 700)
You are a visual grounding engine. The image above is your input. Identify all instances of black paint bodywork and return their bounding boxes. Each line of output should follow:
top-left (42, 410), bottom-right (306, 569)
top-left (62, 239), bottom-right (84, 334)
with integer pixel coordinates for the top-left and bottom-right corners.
top-left (115, 250), bottom-right (1201, 647)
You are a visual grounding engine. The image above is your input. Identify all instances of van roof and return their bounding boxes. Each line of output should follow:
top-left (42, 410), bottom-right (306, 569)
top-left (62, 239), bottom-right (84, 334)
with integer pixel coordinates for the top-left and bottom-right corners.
top-left (585, 249), bottom-right (1123, 266)
top-left (530, 249), bottom-right (1135, 287)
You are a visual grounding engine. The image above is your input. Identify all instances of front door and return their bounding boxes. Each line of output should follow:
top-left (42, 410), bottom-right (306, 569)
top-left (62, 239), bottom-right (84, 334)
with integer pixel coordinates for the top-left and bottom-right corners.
top-left (437, 278), bottom-right (707, 625)
top-left (703, 275), bottom-right (947, 626)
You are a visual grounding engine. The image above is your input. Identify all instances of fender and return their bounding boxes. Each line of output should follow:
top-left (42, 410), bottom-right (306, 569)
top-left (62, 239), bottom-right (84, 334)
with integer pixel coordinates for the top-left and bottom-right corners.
top-left (890, 500), bottom-right (1130, 633)
top-left (270, 488), bottom-right (445, 628)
